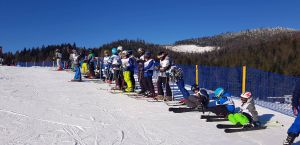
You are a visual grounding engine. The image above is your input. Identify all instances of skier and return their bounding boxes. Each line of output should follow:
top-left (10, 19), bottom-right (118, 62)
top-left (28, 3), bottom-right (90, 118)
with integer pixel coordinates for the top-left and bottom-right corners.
top-left (143, 51), bottom-right (155, 97)
top-left (87, 49), bottom-right (96, 79)
top-left (136, 48), bottom-right (146, 95)
top-left (168, 65), bottom-right (190, 103)
top-left (128, 49), bottom-right (136, 90)
top-left (103, 50), bottom-right (112, 83)
top-left (81, 50), bottom-right (88, 75)
top-left (121, 50), bottom-right (134, 92)
top-left (227, 92), bottom-right (261, 127)
top-left (70, 49), bottom-right (82, 81)
top-left (185, 84), bottom-right (209, 109)
top-left (284, 80), bottom-right (300, 145)
top-left (54, 49), bottom-right (63, 71)
top-left (209, 87), bottom-right (235, 116)
top-left (109, 47), bottom-right (122, 90)
top-left (155, 51), bottom-right (172, 101)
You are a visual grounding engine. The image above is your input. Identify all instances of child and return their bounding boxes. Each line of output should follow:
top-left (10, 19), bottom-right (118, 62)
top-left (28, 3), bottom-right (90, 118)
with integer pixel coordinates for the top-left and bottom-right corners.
top-left (227, 92), bottom-right (261, 127)
top-left (185, 84), bottom-right (209, 110)
top-left (208, 87), bottom-right (235, 117)
top-left (168, 66), bottom-right (190, 102)
top-left (70, 49), bottom-right (82, 81)
top-left (109, 48), bottom-right (122, 90)
top-left (143, 51), bottom-right (155, 97)
top-left (121, 50), bottom-right (134, 92)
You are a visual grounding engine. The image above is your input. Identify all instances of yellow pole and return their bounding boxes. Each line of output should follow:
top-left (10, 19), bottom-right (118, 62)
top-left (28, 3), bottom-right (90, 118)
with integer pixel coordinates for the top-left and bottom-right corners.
top-left (242, 65), bottom-right (247, 93)
top-left (196, 65), bottom-right (199, 85)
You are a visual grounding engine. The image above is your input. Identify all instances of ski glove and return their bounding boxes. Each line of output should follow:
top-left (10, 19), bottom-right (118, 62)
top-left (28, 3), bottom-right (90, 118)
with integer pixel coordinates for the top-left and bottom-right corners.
top-left (293, 106), bottom-right (298, 116)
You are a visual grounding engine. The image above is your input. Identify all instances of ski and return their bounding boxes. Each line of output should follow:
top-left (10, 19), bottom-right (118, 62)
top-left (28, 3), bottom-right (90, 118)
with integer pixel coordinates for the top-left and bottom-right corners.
top-left (216, 124), bottom-right (243, 129)
top-left (224, 126), bottom-right (267, 133)
top-left (169, 107), bottom-right (202, 113)
top-left (206, 118), bottom-right (228, 122)
top-left (147, 99), bottom-right (164, 102)
top-left (200, 115), bottom-right (225, 119)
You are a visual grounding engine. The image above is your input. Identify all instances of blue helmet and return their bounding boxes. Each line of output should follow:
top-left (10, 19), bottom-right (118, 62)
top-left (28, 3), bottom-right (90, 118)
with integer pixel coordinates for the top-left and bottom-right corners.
top-left (112, 48), bottom-right (117, 55)
top-left (214, 87), bottom-right (225, 99)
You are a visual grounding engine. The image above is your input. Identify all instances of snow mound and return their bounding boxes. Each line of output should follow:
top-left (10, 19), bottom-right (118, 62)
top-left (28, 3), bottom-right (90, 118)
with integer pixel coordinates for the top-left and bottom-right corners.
top-left (165, 45), bottom-right (219, 53)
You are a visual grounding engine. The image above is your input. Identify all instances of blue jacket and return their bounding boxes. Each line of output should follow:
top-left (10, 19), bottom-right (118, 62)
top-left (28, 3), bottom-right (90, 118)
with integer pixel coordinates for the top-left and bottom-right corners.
top-left (216, 92), bottom-right (235, 113)
top-left (144, 59), bottom-right (154, 77)
top-left (292, 80), bottom-right (300, 110)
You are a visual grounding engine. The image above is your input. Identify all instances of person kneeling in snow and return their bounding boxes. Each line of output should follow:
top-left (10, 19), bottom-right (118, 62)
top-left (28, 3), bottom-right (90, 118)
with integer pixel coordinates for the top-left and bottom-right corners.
top-left (208, 87), bottom-right (235, 117)
top-left (185, 84), bottom-right (209, 111)
top-left (227, 92), bottom-right (261, 127)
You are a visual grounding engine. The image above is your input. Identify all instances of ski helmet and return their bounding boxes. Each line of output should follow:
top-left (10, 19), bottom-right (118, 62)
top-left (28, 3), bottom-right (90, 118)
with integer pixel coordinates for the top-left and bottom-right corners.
top-left (144, 51), bottom-right (151, 58)
top-left (214, 87), bottom-right (225, 99)
top-left (241, 92), bottom-right (252, 99)
top-left (122, 50), bottom-right (128, 57)
top-left (191, 84), bottom-right (199, 92)
top-left (138, 48), bottom-right (144, 54)
top-left (117, 46), bottom-right (123, 52)
top-left (112, 48), bottom-right (117, 55)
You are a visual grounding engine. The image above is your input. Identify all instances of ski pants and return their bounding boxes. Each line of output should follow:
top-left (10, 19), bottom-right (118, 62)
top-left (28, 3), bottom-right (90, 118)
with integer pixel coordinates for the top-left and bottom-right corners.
top-left (157, 76), bottom-right (172, 97)
top-left (207, 105), bottom-right (231, 116)
top-left (228, 112), bottom-right (251, 125)
top-left (89, 63), bottom-right (95, 77)
top-left (138, 70), bottom-right (146, 92)
top-left (123, 71), bottom-right (133, 92)
top-left (130, 70), bottom-right (135, 90)
top-left (144, 76), bottom-right (155, 95)
top-left (176, 79), bottom-right (190, 99)
top-left (81, 63), bottom-right (88, 74)
top-left (57, 59), bottom-right (62, 69)
top-left (113, 70), bottom-right (122, 89)
top-left (288, 112), bottom-right (300, 135)
top-left (74, 65), bottom-right (82, 80)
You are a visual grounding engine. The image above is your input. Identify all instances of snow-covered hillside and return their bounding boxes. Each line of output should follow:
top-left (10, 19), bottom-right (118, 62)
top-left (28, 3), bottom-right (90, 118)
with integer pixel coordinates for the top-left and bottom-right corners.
top-left (0, 66), bottom-right (299, 145)
top-left (165, 45), bottom-right (219, 53)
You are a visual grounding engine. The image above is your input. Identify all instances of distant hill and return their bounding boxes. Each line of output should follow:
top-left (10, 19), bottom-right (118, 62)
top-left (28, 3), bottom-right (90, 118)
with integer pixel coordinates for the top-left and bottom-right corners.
top-left (2, 27), bottom-right (300, 76)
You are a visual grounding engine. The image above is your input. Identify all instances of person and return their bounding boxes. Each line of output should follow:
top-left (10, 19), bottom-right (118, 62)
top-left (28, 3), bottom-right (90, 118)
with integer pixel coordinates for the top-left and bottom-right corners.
top-left (87, 49), bottom-right (96, 79)
top-left (143, 51), bottom-right (155, 97)
top-left (109, 47), bottom-right (122, 90)
top-left (121, 50), bottom-right (134, 92)
top-left (70, 49), bottom-right (82, 81)
top-left (185, 84), bottom-right (210, 110)
top-left (284, 80), bottom-right (300, 145)
top-left (168, 65), bottom-right (190, 102)
top-left (155, 51), bottom-right (172, 101)
top-left (209, 87), bottom-right (235, 117)
top-left (54, 49), bottom-right (63, 71)
top-left (128, 49), bottom-right (136, 90)
top-left (136, 48), bottom-right (146, 94)
top-left (103, 50), bottom-right (112, 83)
top-left (227, 92), bottom-right (261, 127)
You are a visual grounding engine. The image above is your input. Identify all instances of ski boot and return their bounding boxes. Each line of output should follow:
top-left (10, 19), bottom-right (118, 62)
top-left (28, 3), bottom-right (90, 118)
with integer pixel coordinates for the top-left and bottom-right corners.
top-left (283, 133), bottom-right (298, 145)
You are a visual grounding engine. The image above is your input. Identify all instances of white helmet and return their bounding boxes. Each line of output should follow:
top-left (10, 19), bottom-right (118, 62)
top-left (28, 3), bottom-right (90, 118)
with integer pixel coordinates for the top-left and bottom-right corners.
top-left (241, 92), bottom-right (252, 99)
top-left (117, 46), bottom-right (123, 51)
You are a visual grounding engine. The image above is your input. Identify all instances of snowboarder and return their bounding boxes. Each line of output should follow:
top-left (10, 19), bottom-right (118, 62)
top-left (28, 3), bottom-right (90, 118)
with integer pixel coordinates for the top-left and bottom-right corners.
top-left (168, 65), bottom-right (190, 103)
top-left (121, 50), bottom-right (134, 92)
top-left (143, 51), bottom-right (155, 97)
top-left (227, 92), bottom-right (261, 127)
top-left (284, 80), bottom-right (300, 145)
top-left (155, 51), bottom-right (172, 101)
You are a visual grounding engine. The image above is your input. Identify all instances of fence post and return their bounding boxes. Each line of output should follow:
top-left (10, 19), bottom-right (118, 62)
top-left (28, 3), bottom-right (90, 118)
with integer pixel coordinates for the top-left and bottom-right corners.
top-left (242, 65), bottom-right (247, 94)
top-left (196, 65), bottom-right (199, 85)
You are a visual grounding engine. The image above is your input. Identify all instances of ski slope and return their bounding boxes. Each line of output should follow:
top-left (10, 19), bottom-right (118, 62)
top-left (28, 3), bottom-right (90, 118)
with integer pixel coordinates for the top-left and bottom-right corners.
top-left (165, 45), bottom-right (219, 53)
top-left (0, 66), bottom-right (299, 145)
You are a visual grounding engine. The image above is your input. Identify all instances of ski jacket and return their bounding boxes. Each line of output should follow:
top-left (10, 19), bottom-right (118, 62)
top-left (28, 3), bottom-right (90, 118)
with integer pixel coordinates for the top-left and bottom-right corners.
top-left (103, 56), bottom-right (110, 69)
top-left (168, 66), bottom-right (183, 82)
top-left (121, 57), bottom-right (134, 72)
top-left (158, 56), bottom-right (171, 77)
top-left (144, 59), bottom-right (154, 77)
top-left (240, 97), bottom-right (259, 122)
top-left (216, 93), bottom-right (235, 113)
top-left (108, 54), bottom-right (121, 70)
top-left (292, 80), bottom-right (300, 110)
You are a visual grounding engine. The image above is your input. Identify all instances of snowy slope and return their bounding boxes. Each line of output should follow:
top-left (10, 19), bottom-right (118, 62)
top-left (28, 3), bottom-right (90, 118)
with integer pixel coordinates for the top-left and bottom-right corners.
top-left (165, 45), bottom-right (219, 53)
top-left (0, 66), bottom-right (299, 145)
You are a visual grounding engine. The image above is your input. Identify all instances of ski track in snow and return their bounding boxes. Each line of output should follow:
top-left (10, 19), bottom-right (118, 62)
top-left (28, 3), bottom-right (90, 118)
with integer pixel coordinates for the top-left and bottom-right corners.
top-left (0, 66), bottom-right (300, 145)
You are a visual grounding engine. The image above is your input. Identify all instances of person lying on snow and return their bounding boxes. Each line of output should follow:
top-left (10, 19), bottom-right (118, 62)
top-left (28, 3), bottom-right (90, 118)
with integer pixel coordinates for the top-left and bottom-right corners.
top-left (227, 92), bottom-right (261, 127)
top-left (184, 84), bottom-right (209, 111)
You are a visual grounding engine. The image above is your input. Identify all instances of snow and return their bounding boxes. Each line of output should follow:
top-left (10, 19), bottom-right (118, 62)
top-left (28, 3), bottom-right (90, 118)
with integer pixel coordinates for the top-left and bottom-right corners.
top-left (165, 45), bottom-right (219, 53)
top-left (0, 66), bottom-right (299, 145)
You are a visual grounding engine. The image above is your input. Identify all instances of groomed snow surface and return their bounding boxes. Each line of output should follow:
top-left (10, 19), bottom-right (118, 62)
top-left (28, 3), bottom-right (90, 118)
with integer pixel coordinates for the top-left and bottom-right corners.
top-left (0, 66), bottom-right (299, 145)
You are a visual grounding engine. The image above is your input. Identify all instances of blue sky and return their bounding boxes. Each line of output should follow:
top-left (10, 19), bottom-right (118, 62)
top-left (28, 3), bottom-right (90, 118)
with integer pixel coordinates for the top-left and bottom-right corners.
top-left (0, 0), bottom-right (299, 52)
